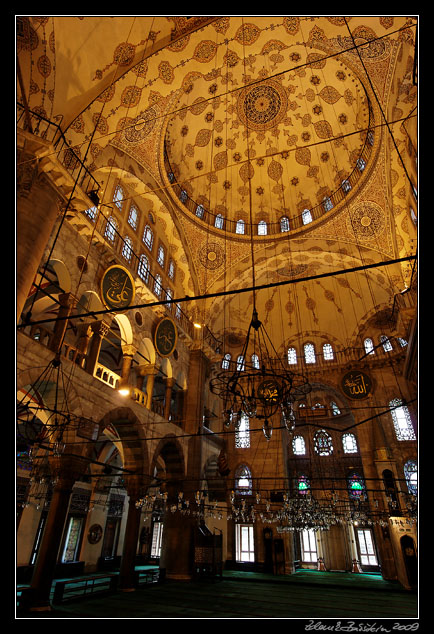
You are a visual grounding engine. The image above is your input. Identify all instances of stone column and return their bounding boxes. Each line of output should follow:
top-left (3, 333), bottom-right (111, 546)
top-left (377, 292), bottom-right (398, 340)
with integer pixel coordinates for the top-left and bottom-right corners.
top-left (118, 477), bottom-right (143, 591)
top-left (85, 321), bottom-right (110, 376)
top-left (163, 377), bottom-right (176, 420)
top-left (145, 366), bottom-right (157, 409)
top-left (76, 324), bottom-right (93, 368)
top-left (17, 154), bottom-right (63, 323)
top-left (27, 455), bottom-right (83, 611)
top-left (49, 293), bottom-right (77, 355)
top-left (120, 344), bottom-right (136, 385)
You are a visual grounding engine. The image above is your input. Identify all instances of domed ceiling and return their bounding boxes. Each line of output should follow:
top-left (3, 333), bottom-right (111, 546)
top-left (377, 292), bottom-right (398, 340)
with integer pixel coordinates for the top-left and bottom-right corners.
top-left (18, 16), bottom-right (417, 350)
top-left (164, 32), bottom-right (372, 232)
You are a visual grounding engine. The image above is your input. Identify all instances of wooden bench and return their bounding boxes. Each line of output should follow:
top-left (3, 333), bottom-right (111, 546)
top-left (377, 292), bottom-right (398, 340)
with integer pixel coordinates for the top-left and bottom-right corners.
top-left (52, 573), bottom-right (118, 604)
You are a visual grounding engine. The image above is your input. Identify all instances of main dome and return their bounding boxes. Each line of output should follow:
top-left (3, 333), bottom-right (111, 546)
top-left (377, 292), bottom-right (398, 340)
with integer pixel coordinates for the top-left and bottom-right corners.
top-left (164, 46), bottom-right (373, 235)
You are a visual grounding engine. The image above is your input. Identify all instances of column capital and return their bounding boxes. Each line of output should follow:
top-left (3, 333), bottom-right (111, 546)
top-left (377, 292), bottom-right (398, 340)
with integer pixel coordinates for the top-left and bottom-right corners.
top-left (121, 343), bottom-right (136, 358)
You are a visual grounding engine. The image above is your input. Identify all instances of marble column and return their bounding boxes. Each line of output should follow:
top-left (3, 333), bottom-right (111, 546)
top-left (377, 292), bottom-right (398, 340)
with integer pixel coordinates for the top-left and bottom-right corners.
top-left (85, 321), bottom-right (110, 376)
top-left (49, 292), bottom-right (77, 355)
top-left (27, 455), bottom-right (83, 611)
top-left (163, 377), bottom-right (176, 420)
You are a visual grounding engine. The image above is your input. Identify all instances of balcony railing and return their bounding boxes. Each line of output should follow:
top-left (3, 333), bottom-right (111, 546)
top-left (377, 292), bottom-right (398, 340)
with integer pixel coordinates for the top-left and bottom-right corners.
top-left (17, 102), bottom-right (100, 198)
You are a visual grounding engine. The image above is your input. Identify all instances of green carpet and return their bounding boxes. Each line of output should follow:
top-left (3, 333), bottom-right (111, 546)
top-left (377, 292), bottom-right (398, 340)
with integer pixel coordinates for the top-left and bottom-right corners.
top-left (18, 569), bottom-right (418, 619)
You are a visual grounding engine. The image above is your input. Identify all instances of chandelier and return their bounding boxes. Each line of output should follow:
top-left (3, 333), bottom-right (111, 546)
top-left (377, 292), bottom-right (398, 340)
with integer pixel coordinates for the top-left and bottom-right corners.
top-left (210, 307), bottom-right (311, 440)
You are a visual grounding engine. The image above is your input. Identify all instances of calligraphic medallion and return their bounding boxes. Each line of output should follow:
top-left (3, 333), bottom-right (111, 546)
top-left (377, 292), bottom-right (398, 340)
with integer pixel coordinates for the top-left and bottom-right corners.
top-left (257, 379), bottom-right (281, 403)
top-left (100, 265), bottom-right (135, 311)
top-left (341, 370), bottom-right (372, 400)
top-left (154, 317), bottom-right (178, 358)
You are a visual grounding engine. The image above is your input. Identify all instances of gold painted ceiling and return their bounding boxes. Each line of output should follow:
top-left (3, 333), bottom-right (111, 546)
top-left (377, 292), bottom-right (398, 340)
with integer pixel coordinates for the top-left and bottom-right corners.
top-left (17, 16), bottom-right (417, 349)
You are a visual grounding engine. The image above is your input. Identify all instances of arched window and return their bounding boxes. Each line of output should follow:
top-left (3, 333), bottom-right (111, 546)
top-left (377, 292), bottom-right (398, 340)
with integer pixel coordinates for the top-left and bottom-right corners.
top-left (121, 236), bottom-right (133, 262)
top-left (168, 259), bottom-right (175, 280)
top-left (236, 355), bottom-right (245, 371)
top-left (302, 209), bottom-right (312, 225)
top-left (330, 401), bottom-right (341, 416)
top-left (342, 179), bottom-right (351, 193)
top-left (323, 196), bottom-right (333, 212)
top-left (236, 219), bottom-right (245, 234)
top-left (357, 157), bottom-right (366, 172)
top-left (314, 429), bottom-right (333, 456)
top-left (85, 206), bottom-right (98, 222)
top-left (410, 208), bottom-right (417, 226)
top-left (235, 464), bottom-right (252, 496)
top-left (389, 398), bottom-right (416, 441)
top-left (113, 184), bottom-right (124, 211)
top-left (153, 273), bottom-right (162, 298)
top-left (195, 204), bottom-right (204, 219)
top-left (380, 335), bottom-right (393, 352)
top-left (304, 343), bottom-right (316, 364)
top-left (258, 220), bottom-right (267, 235)
top-left (342, 433), bottom-right (358, 454)
top-left (364, 338), bottom-right (375, 355)
top-left (235, 413), bottom-right (250, 449)
top-left (323, 343), bottom-right (334, 360)
top-left (367, 130), bottom-right (374, 146)
top-left (287, 347), bottom-right (297, 365)
top-left (104, 216), bottom-right (117, 243)
top-left (127, 204), bottom-right (138, 230)
top-left (397, 337), bottom-right (408, 347)
top-left (297, 474), bottom-right (310, 495)
top-left (292, 435), bottom-right (306, 456)
top-left (143, 225), bottom-right (153, 251)
top-left (347, 473), bottom-right (366, 500)
top-left (157, 245), bottom-right (165, 268)
top-left (215, 213), bottom-right (224, 229)
top-left (251, 354), bottom-right (260, 369)
top-left (280, 216), bottom-right (290, 232)
top-left (165, 287), bottom-right (173, 307)
top-left (222, 353), bottom-right (231, 370)
top-left (180, 189), bottom-right (188, 204)
top-left (404, 461), bottom-right (417, 495)
top-left (137, 254), bottom-right (150, 282)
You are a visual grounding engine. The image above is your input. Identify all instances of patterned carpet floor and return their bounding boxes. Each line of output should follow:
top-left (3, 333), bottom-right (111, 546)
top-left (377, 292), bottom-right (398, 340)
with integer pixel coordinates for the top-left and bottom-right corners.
top-left (18, 568), bottom-right (418, 620)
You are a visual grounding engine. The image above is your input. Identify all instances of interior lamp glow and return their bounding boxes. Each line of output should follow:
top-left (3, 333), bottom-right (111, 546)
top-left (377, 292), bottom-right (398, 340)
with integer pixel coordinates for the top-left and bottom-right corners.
top-left (118, 381), bottom-right (130, 397)
top-left (193, 322), bottom-right (202, 329)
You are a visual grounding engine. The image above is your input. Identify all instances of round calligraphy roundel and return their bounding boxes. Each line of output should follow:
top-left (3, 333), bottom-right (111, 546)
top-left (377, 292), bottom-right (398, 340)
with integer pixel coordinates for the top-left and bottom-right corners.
top-left (154, 317), bottom-right (178, 358)
top-left (341, 370), bottom-right (372, 400)
top-left (100, 265), bottom-right (135, 311)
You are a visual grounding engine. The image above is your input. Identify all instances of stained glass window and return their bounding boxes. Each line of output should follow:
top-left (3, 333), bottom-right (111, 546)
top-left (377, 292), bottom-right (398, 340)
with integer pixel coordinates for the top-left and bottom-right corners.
top-left (127, 204), bottom-right (138, 229)
top-left (314, 429), bottom-right (333, 456)
top-left (342, 179), bottom-right (351, 193)
top-left (195, 204), bottom-right (204, 218)
top-left (323, 196), bottom-right (333, 212)
top-left (347, 473), bottom-right (366, 500)
top-left (404, 461), bottom-right (417, 495)
top-left (357, 157), bottom-right (366, 171)
top-left (297, 475), bottom-right (310, 494)
top-left (168, 259), bottom-right (175, 280)
top-left (342, 433), bottom-right (358, 454)
top-left (235, 464), bottom-right (252, 495)
top-left (236, 355), bottom-right (245, 371)
top-left (390, 398), bottom-right (416, 441)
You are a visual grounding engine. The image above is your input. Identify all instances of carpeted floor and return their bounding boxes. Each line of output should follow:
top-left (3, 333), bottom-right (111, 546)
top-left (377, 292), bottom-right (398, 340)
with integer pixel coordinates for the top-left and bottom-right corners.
top-left (17, 568), bottom-right (418, 619)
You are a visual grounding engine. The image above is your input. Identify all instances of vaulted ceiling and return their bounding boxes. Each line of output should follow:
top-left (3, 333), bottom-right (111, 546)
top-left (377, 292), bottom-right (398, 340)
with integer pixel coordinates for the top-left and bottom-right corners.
top-left (17, 16), bottom-right (417, 348)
